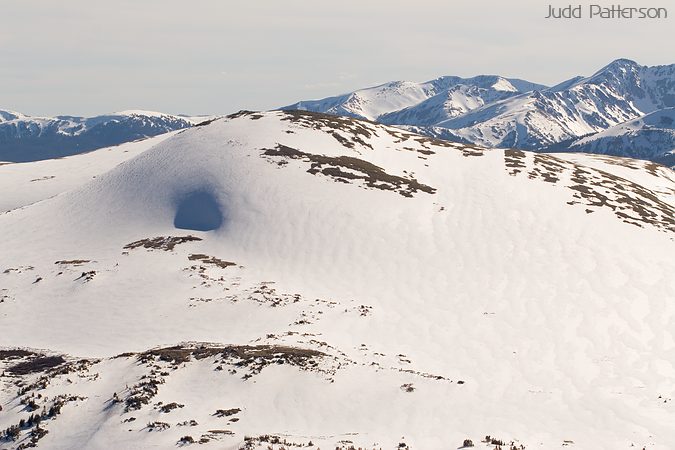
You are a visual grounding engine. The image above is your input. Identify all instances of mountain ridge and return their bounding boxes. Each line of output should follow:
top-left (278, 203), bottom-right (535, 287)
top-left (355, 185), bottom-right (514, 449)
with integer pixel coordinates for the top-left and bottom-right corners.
top-left (283, 59), bottom-right (675, 164)
top-left (0, 110), bottom-right (211, 163)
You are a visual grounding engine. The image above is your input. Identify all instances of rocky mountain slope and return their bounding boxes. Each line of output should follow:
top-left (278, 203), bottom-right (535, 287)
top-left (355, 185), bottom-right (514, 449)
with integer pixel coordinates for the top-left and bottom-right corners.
top-left (284, 59), bottom-right (675, 164)
top-left (0, 110), bottom-right (206, 162)
top-left (559, 107), bottom-right (675, 166)
top-left (0, 111), bottom-right (673, 449)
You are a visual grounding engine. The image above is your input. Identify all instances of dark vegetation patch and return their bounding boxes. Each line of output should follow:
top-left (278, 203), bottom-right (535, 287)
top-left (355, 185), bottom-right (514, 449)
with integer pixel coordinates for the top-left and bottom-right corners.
top-left (146, 421), bottom-right (170, 432)
top-left (188, 254), bottom-right (236, 269)
top-left (357, 305), bottom-right (373, 316)
top-left (226, 110), bottom-right (264, 120)
top-left (213, 408), bottom-right (240, 417)
top-left (225, 282), bottom-right (302, 307)
top-left (0, 350), bottom-right (39, 360)
top-left (139, 344), bottom-right (326, 381)
top-left (125, 378), bottom-right (164, 412)
top-left (400, 383), bottom-right (415, 392)
top-left (158, 402), bottom-right (184, 413)
top-left (29, 175), bottom-right (55, 182)
top-left (16, 360), bottom-right (95, 394)
top-left (281, 110), bottom-right (376, 149)
top-left (75, 271), bottom-right (96, 282)
top-left (481, 435), bottom-right (526, 450)
top-left (178, 435), bottom-right (195, 445)
top-left (123, 235), bottom-right (202, 251)
top-left (3, 266), bottom-right (34, 274)
top-left (402, 146), bottom-right (435, 156)
top-left (644, 162), bottom-right (669, 177)
top-left (142, 344), bottom-right (323, 366)
top-left (194, 117), bottom-right (220, 127)
top-left (262, 144), bottom-right (435, 197)
top-left (529, 154), bottom-right (566, 183)
top-left (139, 346), bottom-right (224, 364)
top-left (504, 149), bottom-right (527, 175)
top-left (242, 434), bottom-right (310, 449)
top-left (177, 420), bottom-right (198, 427)
top-left (54, 259), bottom-right (90, 266)
top-left (389, 366), bottom-right (449, 381)
top-left (208, 429), bottom-right (234, 434)
top-left (8, 356), bottom-right (66, 375)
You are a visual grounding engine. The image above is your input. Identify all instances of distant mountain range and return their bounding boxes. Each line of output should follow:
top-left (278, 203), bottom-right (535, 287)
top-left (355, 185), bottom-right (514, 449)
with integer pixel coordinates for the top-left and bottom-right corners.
top-left (283, 59), bottom-right (675, 166)
top-left (0, 110), bottom-right (206, 162)
top-left (3, 59), bottom-right (673, 166)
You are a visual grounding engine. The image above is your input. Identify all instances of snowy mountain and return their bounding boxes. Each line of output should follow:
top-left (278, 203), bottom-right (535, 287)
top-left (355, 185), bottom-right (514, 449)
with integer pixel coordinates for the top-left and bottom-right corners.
top-left (558, 107), bottom-right (675, 166)
top-left (1, 110), bottom-right (674, 449)
top-left (379, 76), bottom-right (549, 127)
top-left (0, 110), bottom-right (206, 162)
top-left (284, 59), bottom-right (675, 164)
top-left (440, 59), bottom-right (674, 151)
top-left (283, 76), bottom-right (546, 122)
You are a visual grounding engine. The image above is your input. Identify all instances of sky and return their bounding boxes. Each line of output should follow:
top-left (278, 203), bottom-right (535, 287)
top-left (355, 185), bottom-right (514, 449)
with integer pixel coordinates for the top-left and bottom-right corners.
top-left (1, 0), bottom-right (673, 117)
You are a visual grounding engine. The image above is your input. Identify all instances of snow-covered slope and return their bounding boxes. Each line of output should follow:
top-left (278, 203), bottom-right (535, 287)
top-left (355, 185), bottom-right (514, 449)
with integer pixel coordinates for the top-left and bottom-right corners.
top-left (0, 131), bottom-right (180, 214)
top-left (283, 76), bottom-right (546, 122)
top-left (0, 110), bottom-right (204, 163)
top-left (1, 111), bottom-right (674, 450)
top-left (284, 59), bottom-right (675, 164)
top-left (561, 108), bottom-right (675, 166)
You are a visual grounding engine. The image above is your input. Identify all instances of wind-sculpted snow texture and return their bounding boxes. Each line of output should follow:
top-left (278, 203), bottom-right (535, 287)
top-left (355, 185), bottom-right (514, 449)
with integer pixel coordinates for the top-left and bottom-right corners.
top-left (285, 59), bottom-right (675, 165)
top-left (1, 111), bottom-right (674, 449)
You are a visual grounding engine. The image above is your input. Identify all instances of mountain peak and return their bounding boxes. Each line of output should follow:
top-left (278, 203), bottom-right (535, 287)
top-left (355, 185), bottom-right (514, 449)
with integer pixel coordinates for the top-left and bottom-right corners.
top-left (604, 57), bottom-right (640, 68)
top-left (591, 58), bottom-right (641, 79)
top-left (0, 109), bottom-right (26, 122)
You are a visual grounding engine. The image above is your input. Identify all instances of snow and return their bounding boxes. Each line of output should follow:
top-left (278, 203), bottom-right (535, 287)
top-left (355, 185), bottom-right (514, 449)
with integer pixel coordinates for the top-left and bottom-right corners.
top-left (567, 108), bottom-right (675, 164)
top-left (115, 110), bottom-right (219, 125)
top-left (0, 131), bottom-right (179, 213)
top-left (283, 76), bottom-right (547, 122)
top-left (283, 59), bottom-right (675, 164)
top-left (0, 110), bottom-right (674, 450)
top-left (0, 110), bottom-right (27, 122)
top-left (115, 109), bottom-right (179, 118)
top-left (0, 110), bottom-right (193, 163)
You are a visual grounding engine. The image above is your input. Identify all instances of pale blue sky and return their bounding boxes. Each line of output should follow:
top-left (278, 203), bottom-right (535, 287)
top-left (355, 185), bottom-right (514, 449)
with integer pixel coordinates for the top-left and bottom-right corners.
top-left (1, 0), bottom-right (673, 116)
